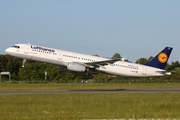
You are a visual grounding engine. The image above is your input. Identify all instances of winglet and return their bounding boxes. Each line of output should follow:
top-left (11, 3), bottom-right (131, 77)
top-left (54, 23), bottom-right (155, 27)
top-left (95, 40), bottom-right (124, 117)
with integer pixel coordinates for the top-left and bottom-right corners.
top-left (145, 47), bottom-right (173, 69)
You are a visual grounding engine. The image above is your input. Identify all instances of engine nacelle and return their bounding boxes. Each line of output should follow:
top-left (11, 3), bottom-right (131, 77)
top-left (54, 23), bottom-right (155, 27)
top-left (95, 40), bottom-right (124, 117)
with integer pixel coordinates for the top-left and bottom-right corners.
top-left (67, 62), bottom-right (86, 72)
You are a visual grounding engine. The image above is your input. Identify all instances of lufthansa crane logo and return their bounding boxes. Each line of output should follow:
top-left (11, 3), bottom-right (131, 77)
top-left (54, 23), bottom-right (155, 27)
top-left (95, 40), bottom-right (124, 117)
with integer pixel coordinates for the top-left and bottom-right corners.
top-left (158, 52), bottom-right (168, 63)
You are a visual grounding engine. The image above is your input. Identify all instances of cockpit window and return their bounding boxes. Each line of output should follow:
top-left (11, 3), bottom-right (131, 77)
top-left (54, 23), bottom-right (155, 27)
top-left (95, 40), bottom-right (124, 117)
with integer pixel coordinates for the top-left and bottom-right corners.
top-left (12, 46), bottom-right (20, 48)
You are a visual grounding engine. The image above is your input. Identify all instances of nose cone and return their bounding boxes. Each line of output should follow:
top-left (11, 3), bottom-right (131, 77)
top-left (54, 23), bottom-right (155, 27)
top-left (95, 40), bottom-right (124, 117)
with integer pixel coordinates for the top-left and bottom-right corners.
top-left (5, 48), bottom-right (12, 54)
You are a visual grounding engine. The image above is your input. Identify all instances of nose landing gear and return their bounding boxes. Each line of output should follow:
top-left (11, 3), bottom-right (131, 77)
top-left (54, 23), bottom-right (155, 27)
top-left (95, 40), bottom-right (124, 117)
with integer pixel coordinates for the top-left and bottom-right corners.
top-left (22, 59), bottom-right (26, 67)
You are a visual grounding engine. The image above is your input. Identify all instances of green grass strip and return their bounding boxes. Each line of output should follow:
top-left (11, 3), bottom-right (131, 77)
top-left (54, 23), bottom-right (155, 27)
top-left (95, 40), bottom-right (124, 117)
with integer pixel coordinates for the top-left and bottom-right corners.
top-left (0, 93), bottom-right (180, 119)
top-left (0, 83), bottom-right (180, 90)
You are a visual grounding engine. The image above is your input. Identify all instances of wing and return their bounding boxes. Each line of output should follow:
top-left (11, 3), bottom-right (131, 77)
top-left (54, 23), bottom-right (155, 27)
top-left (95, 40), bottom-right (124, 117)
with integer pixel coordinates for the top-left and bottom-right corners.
top-left (82, 58), bottom-right (121, 68)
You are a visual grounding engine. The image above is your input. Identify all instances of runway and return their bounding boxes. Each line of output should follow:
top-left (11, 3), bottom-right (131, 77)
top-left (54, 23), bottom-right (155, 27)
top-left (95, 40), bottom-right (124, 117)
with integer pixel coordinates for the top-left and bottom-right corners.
top-left (1, 88), bottom-right (180, 94)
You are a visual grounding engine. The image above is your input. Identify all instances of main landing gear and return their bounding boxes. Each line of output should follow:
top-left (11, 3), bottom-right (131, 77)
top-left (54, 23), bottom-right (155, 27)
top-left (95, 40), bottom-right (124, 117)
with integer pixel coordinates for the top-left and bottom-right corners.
top-left (81, 73), bottom-right (94, 83)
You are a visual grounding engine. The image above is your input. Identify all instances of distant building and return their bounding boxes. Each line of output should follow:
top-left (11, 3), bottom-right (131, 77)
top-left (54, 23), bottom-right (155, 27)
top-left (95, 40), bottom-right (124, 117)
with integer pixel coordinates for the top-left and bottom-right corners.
top-left (0, 72), bottom-right (11, 81)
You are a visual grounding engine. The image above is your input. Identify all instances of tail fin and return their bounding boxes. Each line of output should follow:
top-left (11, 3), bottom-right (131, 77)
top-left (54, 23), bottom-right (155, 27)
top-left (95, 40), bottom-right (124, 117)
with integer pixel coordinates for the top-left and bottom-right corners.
top-left (145, 47), bottom-right (173, 69)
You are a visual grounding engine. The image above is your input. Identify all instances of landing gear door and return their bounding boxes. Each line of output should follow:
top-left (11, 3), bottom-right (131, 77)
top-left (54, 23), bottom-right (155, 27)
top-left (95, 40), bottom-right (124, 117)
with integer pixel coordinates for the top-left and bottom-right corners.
top-left (24, 44), bottom-right (29, 54)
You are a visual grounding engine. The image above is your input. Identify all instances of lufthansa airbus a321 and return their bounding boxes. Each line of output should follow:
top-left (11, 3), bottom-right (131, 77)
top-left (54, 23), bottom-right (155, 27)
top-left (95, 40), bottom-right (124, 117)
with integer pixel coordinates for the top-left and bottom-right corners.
top-left (5, 43), bottom-right (173, 79)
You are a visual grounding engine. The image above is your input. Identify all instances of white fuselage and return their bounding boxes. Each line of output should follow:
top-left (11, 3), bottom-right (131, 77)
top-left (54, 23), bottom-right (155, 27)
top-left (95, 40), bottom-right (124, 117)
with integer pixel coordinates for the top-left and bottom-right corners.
top-left (5, 44), bottom-right (166, 77)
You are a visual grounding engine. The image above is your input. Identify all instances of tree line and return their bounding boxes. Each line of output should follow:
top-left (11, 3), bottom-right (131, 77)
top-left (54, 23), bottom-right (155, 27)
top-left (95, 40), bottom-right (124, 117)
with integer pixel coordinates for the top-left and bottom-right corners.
top-left (0, 53), bottom-right (180, 83)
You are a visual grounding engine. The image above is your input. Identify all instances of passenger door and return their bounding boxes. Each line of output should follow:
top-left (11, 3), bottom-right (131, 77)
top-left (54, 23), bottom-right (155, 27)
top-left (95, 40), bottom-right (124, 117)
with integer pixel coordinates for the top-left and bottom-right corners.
top-left (24, 44), bottom-right (29, 54)
top-left (58, 51), bottom-right (63, 60)
top-left (142, 66), bottom-right (147, 75)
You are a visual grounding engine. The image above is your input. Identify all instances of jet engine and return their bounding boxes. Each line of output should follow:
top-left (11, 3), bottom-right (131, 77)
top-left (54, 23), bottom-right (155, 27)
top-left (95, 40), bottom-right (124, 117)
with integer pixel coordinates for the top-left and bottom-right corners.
top-left (59, 63), bottom-right (86, 72)
top-left (67, 62), bottom-right (86, 72)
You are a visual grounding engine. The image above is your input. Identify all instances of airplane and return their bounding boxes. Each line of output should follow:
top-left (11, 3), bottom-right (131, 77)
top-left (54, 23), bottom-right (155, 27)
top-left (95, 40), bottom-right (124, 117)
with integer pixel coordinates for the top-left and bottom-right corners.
top-left (5, 43), bottom-right (173, 79)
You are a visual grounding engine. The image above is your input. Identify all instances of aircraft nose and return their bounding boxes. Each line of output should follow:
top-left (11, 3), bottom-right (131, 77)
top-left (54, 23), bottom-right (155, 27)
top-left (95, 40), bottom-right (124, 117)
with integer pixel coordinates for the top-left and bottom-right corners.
top-left (5, 48), bottom-right (12, 54)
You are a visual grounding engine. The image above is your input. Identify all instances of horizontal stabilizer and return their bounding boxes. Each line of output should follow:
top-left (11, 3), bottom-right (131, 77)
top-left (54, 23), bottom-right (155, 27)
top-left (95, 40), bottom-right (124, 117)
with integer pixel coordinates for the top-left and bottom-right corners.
top-left (156, 71), bottom-right (171, 76)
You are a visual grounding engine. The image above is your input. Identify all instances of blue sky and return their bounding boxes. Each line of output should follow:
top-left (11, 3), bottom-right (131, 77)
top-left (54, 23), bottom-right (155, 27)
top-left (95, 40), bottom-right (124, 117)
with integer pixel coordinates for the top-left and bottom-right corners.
top-left (1, 0), bottom-right (180, 63)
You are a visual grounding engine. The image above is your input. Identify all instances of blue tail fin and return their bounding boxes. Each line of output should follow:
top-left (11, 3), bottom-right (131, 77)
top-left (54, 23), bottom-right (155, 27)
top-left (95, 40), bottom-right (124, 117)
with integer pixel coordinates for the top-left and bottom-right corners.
top-left (145, 47), bottom-right (173, 69)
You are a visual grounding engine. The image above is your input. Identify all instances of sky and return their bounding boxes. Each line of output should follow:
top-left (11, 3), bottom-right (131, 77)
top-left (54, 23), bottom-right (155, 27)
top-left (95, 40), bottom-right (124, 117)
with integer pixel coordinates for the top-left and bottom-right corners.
top-left (1, 0), bottom-right (180, 63)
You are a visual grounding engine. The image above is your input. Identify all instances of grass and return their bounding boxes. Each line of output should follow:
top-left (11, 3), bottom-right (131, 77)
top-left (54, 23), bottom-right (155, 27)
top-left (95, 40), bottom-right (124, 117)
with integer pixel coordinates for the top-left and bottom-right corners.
top-left (0, 83), bottom-right (180, 119)
top-left (0, 93), bottom-right (180, 119)
top-left (0, 82), bottom-right (180, 90)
